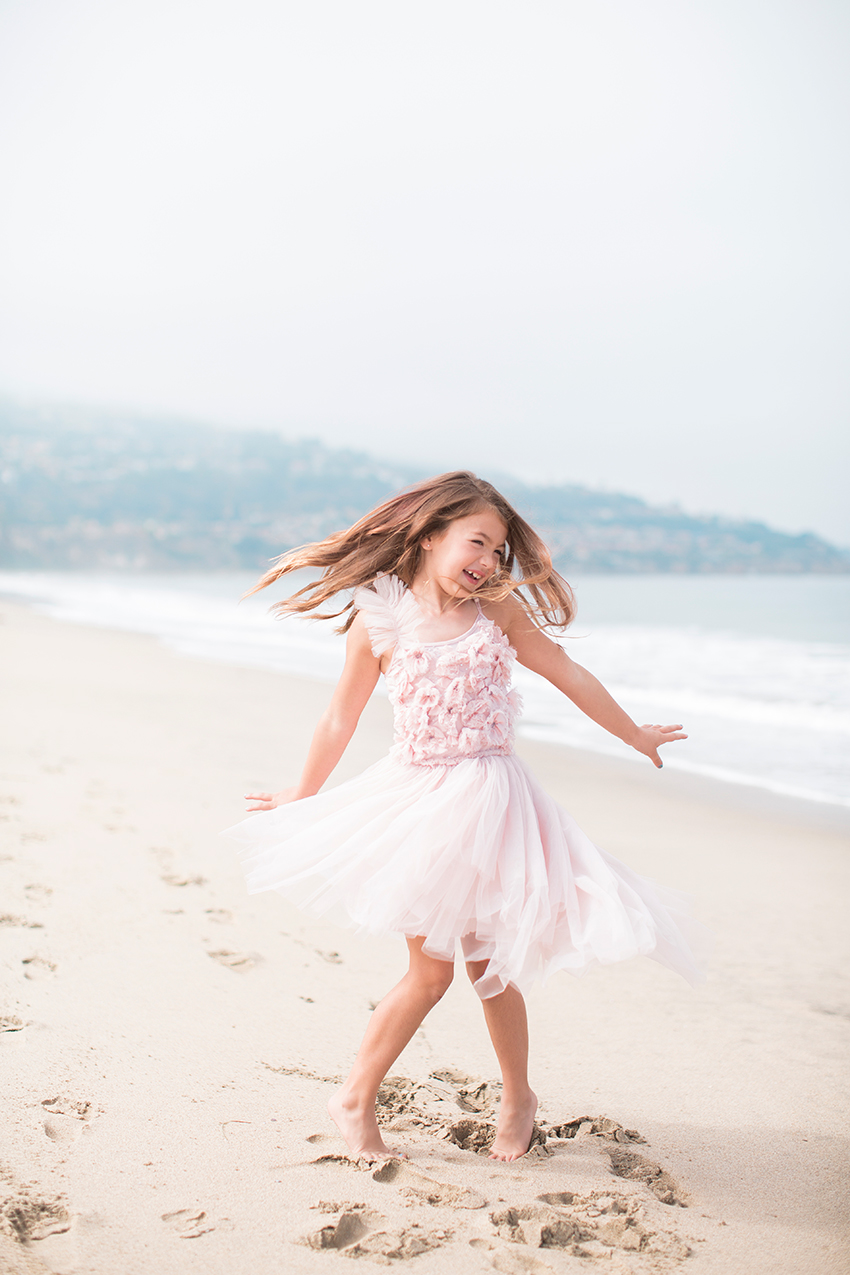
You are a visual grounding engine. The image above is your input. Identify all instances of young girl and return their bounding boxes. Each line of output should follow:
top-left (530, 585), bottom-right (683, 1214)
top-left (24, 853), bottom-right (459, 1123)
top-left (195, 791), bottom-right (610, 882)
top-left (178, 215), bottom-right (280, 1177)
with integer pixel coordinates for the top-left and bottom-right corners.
top-left (225, 472), bottom-right (704, 1164)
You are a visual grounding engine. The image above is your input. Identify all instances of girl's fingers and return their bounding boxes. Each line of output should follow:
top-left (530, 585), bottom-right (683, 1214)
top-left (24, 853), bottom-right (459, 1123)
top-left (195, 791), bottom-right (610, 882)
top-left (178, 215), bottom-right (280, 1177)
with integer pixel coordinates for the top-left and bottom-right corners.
top-left (641, 725), bottom-right (688, 741)
top-left (638, 724), bottom-right (688, 765)
top-left (244, 791), bottom-right (276, 810)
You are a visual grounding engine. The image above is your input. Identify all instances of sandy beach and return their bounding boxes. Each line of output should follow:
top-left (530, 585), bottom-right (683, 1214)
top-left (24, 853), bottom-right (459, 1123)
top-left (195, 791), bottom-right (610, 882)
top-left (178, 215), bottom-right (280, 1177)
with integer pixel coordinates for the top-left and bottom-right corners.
top-left (1, 598), bottom-right (848, 1275)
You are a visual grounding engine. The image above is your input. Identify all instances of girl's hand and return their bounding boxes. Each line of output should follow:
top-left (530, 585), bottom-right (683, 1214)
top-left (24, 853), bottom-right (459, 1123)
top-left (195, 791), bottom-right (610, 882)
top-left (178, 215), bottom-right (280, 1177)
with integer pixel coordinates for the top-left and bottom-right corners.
top-left (244, 788), bottom-right (303, 811)
top-left (631, 724), bottom-right (688, 769)
top-left (501, 606), bottom-right (689, 771)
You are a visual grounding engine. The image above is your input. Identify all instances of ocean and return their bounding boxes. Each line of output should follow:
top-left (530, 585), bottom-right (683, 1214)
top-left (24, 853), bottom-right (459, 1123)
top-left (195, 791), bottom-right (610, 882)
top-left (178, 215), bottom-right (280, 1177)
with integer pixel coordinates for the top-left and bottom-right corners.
top-left (2, 570), bottom-right (848, 809)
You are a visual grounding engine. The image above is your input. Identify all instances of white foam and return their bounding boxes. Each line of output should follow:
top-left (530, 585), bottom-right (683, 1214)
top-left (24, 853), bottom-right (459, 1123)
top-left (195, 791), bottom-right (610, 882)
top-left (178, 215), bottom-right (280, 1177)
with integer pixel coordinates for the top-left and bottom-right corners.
top-left (2, 570), bottom-right (848, 808)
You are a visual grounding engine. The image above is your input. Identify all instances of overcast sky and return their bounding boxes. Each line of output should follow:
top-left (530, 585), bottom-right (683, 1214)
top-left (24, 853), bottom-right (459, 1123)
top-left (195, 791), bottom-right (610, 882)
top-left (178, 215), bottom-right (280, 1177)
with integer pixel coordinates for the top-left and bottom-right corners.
top-left (0, 0), bottom-right (847, 544)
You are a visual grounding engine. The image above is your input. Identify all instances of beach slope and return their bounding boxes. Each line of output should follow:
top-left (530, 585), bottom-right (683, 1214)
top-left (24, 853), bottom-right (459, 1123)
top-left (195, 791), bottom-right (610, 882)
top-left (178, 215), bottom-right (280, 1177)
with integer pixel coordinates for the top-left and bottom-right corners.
top-left (1, 601), bottom-right (848, 1274)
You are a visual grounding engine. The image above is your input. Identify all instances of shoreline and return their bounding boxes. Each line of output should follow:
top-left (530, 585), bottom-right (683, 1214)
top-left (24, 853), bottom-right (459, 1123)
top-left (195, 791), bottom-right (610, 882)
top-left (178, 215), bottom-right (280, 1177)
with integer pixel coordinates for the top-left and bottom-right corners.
top-left (517, 734), bottom-right (850, 836)
top-left (1, 570), bottom-right (847, 816)
top-left (9, 584), bottom-right (848, 833)
top-left (2, 600), bottom-right (849, 1274)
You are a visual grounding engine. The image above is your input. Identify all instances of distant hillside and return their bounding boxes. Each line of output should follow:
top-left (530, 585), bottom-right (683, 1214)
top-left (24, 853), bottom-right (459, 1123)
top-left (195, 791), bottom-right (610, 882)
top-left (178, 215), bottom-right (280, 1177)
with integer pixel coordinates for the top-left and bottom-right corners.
top-left (1, 402), bottom-right (847, 574)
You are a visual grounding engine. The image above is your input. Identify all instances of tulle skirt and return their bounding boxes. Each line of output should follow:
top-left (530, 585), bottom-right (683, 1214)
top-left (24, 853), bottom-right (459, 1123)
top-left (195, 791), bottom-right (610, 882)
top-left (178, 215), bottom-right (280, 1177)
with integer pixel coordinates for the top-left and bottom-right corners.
top-left (223, 753), bottom-right (708, 998)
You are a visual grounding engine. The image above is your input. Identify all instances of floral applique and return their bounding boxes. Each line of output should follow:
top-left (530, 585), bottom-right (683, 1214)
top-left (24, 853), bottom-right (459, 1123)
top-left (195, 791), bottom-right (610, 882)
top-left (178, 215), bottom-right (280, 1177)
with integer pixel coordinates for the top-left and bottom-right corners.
top-left (383, 608), bottom-right (519, 766)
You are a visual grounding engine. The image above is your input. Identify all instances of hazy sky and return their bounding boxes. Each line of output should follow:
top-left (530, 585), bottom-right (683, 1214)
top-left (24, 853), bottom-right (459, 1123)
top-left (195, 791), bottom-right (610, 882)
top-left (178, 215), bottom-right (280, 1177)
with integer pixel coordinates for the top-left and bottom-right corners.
top-left (0, 0), bottom-right (848, 543)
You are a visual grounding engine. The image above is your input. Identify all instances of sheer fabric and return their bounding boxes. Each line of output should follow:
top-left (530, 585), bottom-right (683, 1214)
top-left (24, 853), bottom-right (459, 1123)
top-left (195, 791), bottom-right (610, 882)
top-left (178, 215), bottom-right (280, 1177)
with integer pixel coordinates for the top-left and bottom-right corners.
top-left (225, 574), bottom-right (707, 997)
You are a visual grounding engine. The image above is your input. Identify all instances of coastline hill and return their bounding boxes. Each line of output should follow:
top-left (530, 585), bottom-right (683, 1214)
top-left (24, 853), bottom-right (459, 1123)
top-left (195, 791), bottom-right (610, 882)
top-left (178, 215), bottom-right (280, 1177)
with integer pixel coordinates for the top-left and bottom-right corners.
top-left (1, 403), bottom-right (846, 574)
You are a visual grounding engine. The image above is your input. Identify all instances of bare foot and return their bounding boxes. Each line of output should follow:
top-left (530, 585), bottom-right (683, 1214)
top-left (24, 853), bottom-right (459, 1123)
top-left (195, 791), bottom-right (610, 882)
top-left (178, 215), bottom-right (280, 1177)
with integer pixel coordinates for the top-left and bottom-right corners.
top-left (489, 1088), bottom-right (538, 1162)
top-left (328, 1090), bottom-right (393, 1163)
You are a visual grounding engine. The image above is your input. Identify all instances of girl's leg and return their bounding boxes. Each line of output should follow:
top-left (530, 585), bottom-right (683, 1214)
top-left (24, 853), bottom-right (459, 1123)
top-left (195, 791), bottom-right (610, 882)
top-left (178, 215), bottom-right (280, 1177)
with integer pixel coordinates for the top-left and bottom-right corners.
top-left (328, 936), bottom-right (454, 1160)
top-left (465, 959), bottom-right (538, 1162)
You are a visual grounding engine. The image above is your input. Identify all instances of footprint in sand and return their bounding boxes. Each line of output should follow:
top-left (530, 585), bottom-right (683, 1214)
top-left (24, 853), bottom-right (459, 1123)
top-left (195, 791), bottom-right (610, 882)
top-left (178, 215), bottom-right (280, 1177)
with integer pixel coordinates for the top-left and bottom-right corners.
top-left (204, 908), bottom-right (233, 924)
top-left (41, 1097), bottom-right (97, 1145)
top-left (346, 1225), bottom-right (447, 1261)
top-left (607, 1146), bottom-right (688, 1207)
top-left (307, 1206), bottom-right (383, 1250)
top-left (207, 948), bottom-right (256, 971)
top-left (544, 1114), bottom-right (647, 1145)
top-left (372, 1158), bottom-right (487, 1210)
top-left (446, 1117), bottom-right (548, 1157)
top-left (443, 1122), bottom-right (494, 1162)
top-left (430, 1069), bottom-right (502, 1114)
top-left (0, 913), bottom-right (43, 929)
top-left (24, 883), bottom-right (53, 903)
top-left (23, 954), bottom-right (57, 980)
top-left (0, 1193), bottom-right (72, 1242)
top-left (161, 1208), bottom-right (215, 1239)
top-left (491, 1203), bottom-right (587, 1248)
top-left (161, 872), bottom-right (207, 887)
top-left (489, 1191), bottom-right (691, 1262)
top-left (0, 1015), bottom-right (26, 1033)
top-left (305, 1205), bottom-right (446, 1259)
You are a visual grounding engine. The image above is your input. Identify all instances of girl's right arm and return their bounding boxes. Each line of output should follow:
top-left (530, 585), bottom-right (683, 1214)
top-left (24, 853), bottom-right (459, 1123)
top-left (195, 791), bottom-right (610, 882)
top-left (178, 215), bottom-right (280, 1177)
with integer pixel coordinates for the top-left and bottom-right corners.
top-left (244, 613), bottom-right (381, 810)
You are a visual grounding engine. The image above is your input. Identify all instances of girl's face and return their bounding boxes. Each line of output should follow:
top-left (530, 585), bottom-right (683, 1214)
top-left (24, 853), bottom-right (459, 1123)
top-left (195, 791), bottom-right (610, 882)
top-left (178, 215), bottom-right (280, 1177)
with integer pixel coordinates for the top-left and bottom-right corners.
top-left (420, 509), bottom-right (508, 597)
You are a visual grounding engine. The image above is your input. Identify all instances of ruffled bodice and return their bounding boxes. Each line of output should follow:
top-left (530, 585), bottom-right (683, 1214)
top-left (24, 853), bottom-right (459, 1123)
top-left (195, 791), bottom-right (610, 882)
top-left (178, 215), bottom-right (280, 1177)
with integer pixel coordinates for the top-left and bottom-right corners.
top-left (354, 574), bottom-right (521, 768)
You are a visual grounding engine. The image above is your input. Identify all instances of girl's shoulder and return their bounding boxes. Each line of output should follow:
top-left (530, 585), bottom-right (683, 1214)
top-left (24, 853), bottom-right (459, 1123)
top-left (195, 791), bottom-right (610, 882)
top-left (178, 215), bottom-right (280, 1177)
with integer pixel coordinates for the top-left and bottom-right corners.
top-left (479, 590), bottom-right (528, 639)
top-left (353, 574), bottom-right (418, 659)
top-left (354, 573), bottom-right (407, 607)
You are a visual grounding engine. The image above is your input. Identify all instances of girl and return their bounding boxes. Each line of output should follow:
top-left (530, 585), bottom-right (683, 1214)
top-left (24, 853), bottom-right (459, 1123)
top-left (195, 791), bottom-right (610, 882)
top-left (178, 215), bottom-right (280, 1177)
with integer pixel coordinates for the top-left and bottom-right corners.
top-left (225, 471), bottom-right (704, 1164)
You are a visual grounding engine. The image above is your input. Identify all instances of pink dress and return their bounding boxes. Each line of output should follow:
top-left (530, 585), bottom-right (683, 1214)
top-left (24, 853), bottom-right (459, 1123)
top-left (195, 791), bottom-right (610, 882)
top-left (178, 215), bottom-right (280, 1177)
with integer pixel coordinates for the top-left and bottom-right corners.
top-left (225, 575), bottom-right (706, 998)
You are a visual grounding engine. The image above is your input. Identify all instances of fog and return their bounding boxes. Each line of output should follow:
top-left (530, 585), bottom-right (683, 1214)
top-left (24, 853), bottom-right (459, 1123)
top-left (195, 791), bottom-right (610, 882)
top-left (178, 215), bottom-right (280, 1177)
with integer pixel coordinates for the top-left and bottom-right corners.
top-left (0, 0), bottom-right (847, 542)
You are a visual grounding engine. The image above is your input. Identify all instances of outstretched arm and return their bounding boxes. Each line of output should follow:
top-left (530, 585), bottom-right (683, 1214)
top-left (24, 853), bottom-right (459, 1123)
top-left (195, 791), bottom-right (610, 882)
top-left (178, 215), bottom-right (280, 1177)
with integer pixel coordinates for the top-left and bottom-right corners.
top-left (502, 601), bottom-right (687, 769)
top-left (245, 613), bottom-right (381, 809)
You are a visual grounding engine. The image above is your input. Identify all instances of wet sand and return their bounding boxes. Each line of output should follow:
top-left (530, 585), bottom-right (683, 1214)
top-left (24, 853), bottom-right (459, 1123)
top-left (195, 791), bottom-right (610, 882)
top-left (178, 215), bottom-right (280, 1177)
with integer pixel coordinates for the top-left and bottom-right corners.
top-left (1, 599), bottom-right (848, 1274)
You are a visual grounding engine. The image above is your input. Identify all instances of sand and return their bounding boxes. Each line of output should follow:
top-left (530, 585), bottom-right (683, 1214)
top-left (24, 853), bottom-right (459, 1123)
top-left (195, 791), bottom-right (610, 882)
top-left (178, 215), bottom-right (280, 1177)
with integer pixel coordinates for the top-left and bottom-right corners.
top-left (1, 598), bottom-right (848, 1275)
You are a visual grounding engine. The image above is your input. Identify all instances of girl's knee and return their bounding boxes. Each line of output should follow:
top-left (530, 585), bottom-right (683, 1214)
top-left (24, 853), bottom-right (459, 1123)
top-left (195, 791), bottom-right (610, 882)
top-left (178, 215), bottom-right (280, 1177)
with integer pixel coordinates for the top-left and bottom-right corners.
top-left (414, 962), bottom-right (454, 1002)
top-left (431, 965), bottom-right (455, 1001)
top-left (406, 938), bottom-right (454, 1002)
top-left (465, 959), bottom-right (489, 985)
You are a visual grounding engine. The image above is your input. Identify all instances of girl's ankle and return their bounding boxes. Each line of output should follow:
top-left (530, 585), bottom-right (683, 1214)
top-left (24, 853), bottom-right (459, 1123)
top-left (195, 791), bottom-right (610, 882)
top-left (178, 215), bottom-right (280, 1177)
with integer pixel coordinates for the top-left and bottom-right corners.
top-left (336, 1083), bottom-right (376, 1111)
top-left (499, 1084), bottom-right (536, 1106)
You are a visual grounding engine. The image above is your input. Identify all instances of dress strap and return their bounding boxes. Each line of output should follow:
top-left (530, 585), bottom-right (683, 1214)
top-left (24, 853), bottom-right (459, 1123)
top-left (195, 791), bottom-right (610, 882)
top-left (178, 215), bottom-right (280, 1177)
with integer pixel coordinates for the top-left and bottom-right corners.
top-left (353, 574), bottom-right (420, 659)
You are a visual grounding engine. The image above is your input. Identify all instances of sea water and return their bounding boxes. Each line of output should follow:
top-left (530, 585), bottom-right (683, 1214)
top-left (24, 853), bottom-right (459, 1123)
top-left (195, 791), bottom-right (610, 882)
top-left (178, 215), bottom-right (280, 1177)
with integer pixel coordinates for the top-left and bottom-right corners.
top-left (2, 570), bottom-right (848, 808)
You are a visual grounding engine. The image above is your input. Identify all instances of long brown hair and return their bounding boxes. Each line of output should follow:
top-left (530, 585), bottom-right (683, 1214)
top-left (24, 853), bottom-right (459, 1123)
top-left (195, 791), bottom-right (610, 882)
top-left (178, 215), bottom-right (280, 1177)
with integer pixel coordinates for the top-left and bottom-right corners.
top-left (246, 471), bottom-right (575, 632)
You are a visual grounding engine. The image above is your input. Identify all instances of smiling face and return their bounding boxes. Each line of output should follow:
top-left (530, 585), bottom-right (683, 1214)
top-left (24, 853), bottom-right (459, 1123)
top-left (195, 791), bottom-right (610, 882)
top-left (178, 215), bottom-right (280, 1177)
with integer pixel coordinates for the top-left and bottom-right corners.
top-left (418, 509), bottom-right (508, 599)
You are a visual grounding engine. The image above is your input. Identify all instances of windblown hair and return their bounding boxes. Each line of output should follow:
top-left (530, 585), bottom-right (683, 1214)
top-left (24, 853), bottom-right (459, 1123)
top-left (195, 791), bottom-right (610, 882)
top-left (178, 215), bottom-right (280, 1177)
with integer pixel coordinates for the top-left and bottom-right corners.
top-left (246, 471), bottom-right (575, 632)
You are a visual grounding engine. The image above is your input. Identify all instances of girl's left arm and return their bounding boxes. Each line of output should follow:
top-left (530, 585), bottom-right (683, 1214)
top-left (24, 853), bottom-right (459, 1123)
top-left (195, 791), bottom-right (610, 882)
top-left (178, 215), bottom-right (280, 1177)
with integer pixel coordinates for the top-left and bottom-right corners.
top-left (503, 602), bottom-right (686, 769)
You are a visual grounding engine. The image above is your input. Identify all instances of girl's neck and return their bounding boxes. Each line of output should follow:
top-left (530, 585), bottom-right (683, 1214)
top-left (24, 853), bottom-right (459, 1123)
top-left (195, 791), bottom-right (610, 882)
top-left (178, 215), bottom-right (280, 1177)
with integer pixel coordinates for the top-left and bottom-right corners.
top-left (406, 572), bottom-right (469, 619)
